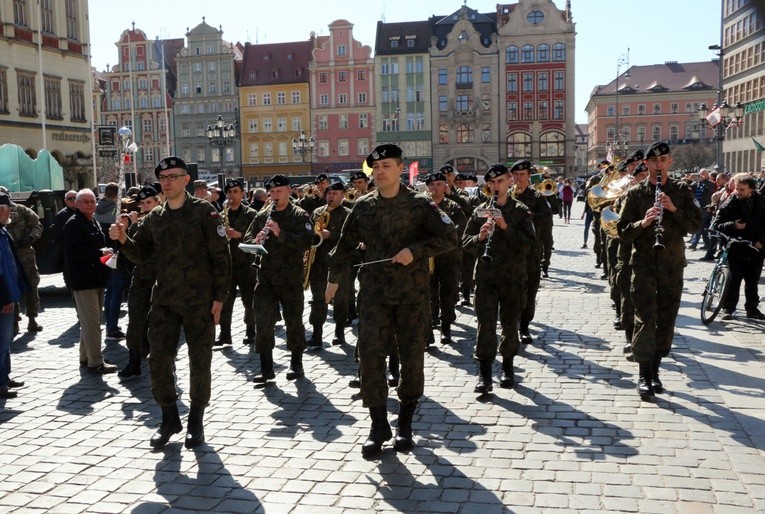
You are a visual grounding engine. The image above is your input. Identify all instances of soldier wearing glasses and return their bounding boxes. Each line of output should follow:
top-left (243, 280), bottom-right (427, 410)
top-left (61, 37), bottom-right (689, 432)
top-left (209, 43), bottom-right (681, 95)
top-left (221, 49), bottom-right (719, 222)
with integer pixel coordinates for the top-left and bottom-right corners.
top-left (110, 156), bottom-right (231, 449)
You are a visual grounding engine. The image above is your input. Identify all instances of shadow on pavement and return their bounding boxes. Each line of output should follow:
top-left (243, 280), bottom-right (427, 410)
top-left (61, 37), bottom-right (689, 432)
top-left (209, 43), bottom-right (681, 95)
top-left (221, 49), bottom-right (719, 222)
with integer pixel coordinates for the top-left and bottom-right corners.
top-left (56, 371), bottom-right (121, 415)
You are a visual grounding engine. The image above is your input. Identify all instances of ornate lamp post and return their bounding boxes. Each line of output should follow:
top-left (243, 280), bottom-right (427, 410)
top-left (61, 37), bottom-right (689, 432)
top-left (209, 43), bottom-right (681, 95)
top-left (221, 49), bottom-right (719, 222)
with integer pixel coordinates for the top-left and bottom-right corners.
top-left (292, 130), bottom-right (315, 164)
top-left (118, 126), bottom-right (138, 188)
top-left (206, 114), bottom-right (237, 176)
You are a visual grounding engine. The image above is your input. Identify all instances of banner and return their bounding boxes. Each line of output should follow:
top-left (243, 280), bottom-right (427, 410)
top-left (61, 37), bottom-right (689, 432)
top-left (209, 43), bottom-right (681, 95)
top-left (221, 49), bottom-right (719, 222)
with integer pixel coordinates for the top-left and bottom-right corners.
top-left (705, 107), bottom-right (722, 127)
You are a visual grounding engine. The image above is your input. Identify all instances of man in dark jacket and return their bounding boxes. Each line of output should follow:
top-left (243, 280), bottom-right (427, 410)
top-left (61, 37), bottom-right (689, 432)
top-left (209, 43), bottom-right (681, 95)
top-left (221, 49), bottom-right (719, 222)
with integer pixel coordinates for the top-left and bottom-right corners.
top-left (61, 189), bottom-right (115, 374)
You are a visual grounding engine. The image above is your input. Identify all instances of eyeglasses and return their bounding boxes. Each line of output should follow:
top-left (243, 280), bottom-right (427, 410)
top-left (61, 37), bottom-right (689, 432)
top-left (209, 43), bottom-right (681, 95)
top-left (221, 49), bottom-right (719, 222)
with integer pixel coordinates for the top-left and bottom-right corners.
top-left (157, 173), bottom-right (187, 182)
top-left (65, 196), bottom-right (76, 201)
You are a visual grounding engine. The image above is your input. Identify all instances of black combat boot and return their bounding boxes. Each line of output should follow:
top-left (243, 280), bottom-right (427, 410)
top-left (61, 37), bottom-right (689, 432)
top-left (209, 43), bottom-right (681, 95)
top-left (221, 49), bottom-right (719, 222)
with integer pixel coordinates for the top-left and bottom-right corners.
top-left (519, 323), bottom-right (533, 345)
top-left (118, 349), bottom-right (142, 378)
top-left (307, 326), bottom-right (323, 349)
top-left (499, 358), bottom-right (514, 388)
top-left (252, 352), bottom-right (276, 383)
top-left (542, 264), bottom-right (549, 278)
top-left (332, 326), bottom-right (345, 346)
top-left (387, 352), bottom-right (400, 387)
top-left (27, 317), bottom-right (43, 332)
top-left (213, 326), bottom-right (232, 346)
top-left (440, 323), bottom-right (453, 345)
top-left (349, 367), bottom-right (361, 388)
top-left (286, 351), bottom-right (304, 380)
top-left (150, 404), bottom-right (183, 449)
top-left (242, 325), bottom-right (255, 345)
top-left (623, 328), bottom-right (633, 354)
top-left (638, 362), bottom-right (655, 401)
top-left (361, 406), bottom-right (392, 457)
top-left (651, 354), bottom-right (664, 394)
top-left (184, 404), bottom-right (206, 448)
top-left (474, 360), bottom-right (493, 394)
top-left (393, 402), bottom-right (417, 452)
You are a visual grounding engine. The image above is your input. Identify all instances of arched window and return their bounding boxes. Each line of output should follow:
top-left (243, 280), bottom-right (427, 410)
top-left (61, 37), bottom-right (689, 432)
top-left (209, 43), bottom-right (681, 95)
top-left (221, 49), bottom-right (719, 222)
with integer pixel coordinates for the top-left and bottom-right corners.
top-left (552, 43), bottom-right (566, 62)
top-left (506, 45), bottom-right (519, 64)
top-left (521, 44), bottom-right (534, 63)
top-left (507, 132), bottom-right (531, 159)
top-left (537, 44), bottom-right (550, 62)
top-left (540, 132), bottom-right (564, 157)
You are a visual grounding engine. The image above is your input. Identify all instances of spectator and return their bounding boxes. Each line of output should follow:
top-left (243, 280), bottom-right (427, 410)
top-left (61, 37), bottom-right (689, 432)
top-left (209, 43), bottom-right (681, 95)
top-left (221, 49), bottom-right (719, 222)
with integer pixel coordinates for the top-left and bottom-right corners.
top-left (689, 169), bottom-right (716, 250)
top-left (561, 178), bottom-right (575, 223)
top-left (94, 183), bottom-right (126, 339)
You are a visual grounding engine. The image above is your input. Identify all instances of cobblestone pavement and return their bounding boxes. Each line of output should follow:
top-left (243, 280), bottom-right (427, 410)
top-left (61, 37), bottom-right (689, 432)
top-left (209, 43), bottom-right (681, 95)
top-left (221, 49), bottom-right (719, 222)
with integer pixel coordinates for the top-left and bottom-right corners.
top-left (1, 202), bottom-right (764, 513)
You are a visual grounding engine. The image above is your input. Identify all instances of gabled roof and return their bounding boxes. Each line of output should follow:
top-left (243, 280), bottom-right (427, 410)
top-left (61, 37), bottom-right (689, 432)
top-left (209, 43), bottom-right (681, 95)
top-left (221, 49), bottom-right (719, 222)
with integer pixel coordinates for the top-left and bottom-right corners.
top-left (239, 40), bottom-right (312, 86)
top-left (375, 20), bottom-right (433, 55)
top-left (187, 18), bottom-right (220, 37)
top-left (593, 60), bottom-right (719, 97)
top-left (431, 6), bottom-right (497, 50)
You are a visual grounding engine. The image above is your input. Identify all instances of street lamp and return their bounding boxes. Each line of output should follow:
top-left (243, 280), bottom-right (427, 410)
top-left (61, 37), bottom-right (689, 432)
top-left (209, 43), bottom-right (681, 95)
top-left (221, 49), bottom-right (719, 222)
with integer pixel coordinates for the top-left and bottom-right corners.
top-left (118, 126), bottom-right (138, 188)
top-left (697, 101), bottom-right (744, 168)
top-left (292, 130), bottom-right (315, 163)
top-left (206, 114), bottom-right (237, 174)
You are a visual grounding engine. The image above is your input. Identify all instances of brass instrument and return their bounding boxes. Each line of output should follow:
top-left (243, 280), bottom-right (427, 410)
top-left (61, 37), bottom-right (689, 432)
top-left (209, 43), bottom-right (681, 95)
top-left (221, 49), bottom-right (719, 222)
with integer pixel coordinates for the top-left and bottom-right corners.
top-left (587, 169), bottom-right (621, 212)
top-left (303, 210), bottom-right (331, 290)
top-left (600, 205), bottom-right (620, 239)
top-left (345, 188), bottom-right (361, 202)
top-left (252, 205), bottom-right (274, 269)
top-left (535, 178), bottom-right (557, 196)
top-left (481, 192), bottom-right (499, 262)
top-left (653, 180), bottom-right (665, 250)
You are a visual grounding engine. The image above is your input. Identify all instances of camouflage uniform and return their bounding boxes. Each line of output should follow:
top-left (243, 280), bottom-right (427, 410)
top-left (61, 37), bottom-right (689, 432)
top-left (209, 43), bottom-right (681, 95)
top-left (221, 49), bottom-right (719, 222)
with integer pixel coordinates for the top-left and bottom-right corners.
top-left (220, 203), bottom-right (258, 340)
top-left (244, 202), bottom-right (313, 354)
top-left (327, 187), bottom-right (458, 408)
top-left (429, 197), bottom-right (466, 327)
top-left (615, 238), bottom-right (635, 339)
top-left (124, 217), bottom-right (155, 355)
top-left (460, 190), bottom-right (483, 302)
top-left (617, 178), bottom-right (702, 363)
top-left (119, 192), bottom-right (231, 407)
top-left (298, 193), bottom-right (325, 216)
top-left (7, 203), bottom-right (43, 320)
top-left (463, 198), bottom-right (535, 362)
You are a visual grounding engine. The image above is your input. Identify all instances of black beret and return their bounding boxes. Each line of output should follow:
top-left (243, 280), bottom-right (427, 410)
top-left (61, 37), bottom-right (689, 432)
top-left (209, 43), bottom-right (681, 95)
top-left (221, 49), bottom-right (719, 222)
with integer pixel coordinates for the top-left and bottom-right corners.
top-left (439, 164), bottom-right (455, 174)
top-left (598, 160), bottom-right (611, 167)
top-left (633, 162), bottom-right (648, 176)
top-left (152, 182), bottom-right (162, 193)
top-left (645, 141), bottom-right (670, 159)
top-left (349, 170), bottom-right (368, 181)
top-left (617, 160), bottom-right (629, 172)
top-left (193, 180), bottom-right (208, 189)
top-left (0, 193), bottom-right (10, 207)
top-left (628, 150), bottom-right (644, 163)
top-left (455, 172), bottom-right (469, 181)
top-left (265, 174), bottom-right (290, 190)
top-left (314, 173), bottom-right (329, 184)
top-left (137, 185), bottom-right (158, 200)
top-left (509, 160), bottom-right (532, 173)
top-left (154, 156), bottom-right (188, 176)
top-left (365, 144), bottom-right (403, 168)
top-left (425, 172), bottom-right (447, 184)
top-left (224, 179), bottom-right (244, 192)
top-left (326, 180), bottom-right (345, 192)
top-left (485, 163), bottom-right (509, 181)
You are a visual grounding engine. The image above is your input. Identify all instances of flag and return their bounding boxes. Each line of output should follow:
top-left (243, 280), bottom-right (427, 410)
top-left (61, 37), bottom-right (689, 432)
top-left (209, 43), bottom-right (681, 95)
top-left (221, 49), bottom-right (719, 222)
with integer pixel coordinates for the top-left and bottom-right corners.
top-left (705, 107), bottom-right (722, 127)
top-left (753, 137), bottom-right (765, 152)
top-left (726, 117), bottom-right (743, 130)
top-left (408, 161), bottom-right (419, 185)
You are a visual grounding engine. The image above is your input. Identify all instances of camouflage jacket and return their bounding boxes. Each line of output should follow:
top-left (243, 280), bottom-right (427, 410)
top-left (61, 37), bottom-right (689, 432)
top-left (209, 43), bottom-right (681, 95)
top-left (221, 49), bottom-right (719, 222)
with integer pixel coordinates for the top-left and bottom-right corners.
top-left (433, 196), bottom-right (467, 263)
top-left (514, 186), bottom-right (552, 250)
top-left (120, 192), bottom-right (231, 308)
top-left (8, 203), bottom-right (43, 248)
top-left (225, 203), bottom-right (258, 269)
top-left (298, 193), bottom-right (326, 216)
top-left (617, 177), bottom-right (703, 268)
top-left (311, 204), bottom-right (351, 267)
top-left (328, 186), bottom-right (458, 305)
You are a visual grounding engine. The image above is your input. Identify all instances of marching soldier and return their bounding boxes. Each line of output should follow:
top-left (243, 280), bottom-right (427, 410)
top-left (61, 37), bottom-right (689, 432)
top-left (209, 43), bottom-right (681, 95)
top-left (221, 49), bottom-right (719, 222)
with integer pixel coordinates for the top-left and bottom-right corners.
top-left (246, 175), bottom-right (314, 383)
top-left (510, 160), bottom-right (552, 344)
top-left (216, 179), bottom-right (258, 346)
top-left (440, 164), bottom-right (472, 214)
top-left (456, 173), bottom-right (482, 305)
top-left (425, 172), bottom-right (467, 344)
top-left (307, 181), bottom-right (351, 348)
top-left (463, 163), bottom-right (535, 393)
top-left (299, 173), bottom-right (330, 215)
top-left (7, 198), bottom-right (44, 333)
top-left (325, 144), bottom-right (457, 457)
top-left (617, 142), bottom-right (702, 401)
top-left (110, 156), bottom-right (231, 449)
top-left (346, 170), bottom-right (370, 322)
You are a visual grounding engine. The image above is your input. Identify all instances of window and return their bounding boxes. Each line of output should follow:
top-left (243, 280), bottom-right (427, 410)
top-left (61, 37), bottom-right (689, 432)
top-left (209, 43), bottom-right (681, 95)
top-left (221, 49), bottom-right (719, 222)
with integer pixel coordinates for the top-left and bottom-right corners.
top-left (521, 45), bottom-right (534, 63)
top-left (607, 106), bottom-right (615, 117)
top-left (197, 146), bottom-right (206, 162)
top-left (320, 94), bottom-right (329, 105)
top-left (292, 117), bottom-right (301, 131)
top-left (339, 114), bottom-right (349, 129)
top-left (540, 132), bottom-right (564, 157)
top-left (263, 118), bottom-right (272, 132)
top-left (43, 76), bottom-right (62, 119)
top-left (277, 118), bottom-right (286, 132)
top-left (208, 81), bottom-right (217, 94)
top-left (652, 104), bottom-right (661, 114)
top-left (439, 124), bottom-right (449, 143)
top-left (320, 72), bottom-right (328, 83)
top-left (527, 10), bottom-right (545, 24)
top-left (554, 71), bottom-right (564, 91)
top-left (539, 101), bottom-right (548, 120)
top-left (382, 117), bottom-right (399, 132)
top-left (17, 71), bottom-right (36, 117)
top-left (277, 92), bottom-right (285, 104)
top-left (357, 138), bottom-right (369, 156)
top-left (507, 73), bottom-right (518, 93)
top-left (482, 123), bottom-right (491, 143)
top-left (65, 0), bottom-right (78, 39)
top-left (357, 70), bottom-right (366, 81)
top-left (338, 71), bottom-right (347, 82)
top-left (0, 69), bottom-right (9, 113)
top-left (319, 115), bottom-right (328, 130)
top-left (537, 44), bottom-right (550, 62)
top-left (181, 122), bottom-right (190, 137)
top-left (523, 73), bottom-right (533, 92)
top-left (69, 80), bottom-right (85, 121)
top-left (359, 114), bottom-right (368, 128)
top-left (622, 105), bottom-right (630, 116)
top-left (439, 69), bottom-right (448, 86)
top-left (456, 66), bottom-right (472, 87)
top-left (263, 93), bottom-right (271, 106)
top-left (507, 132), bottom-right (531, 158)
top-left (456, 124), bottom-right (473, 143)
top-left (14, 0), bottom-right (27, 26)
top-left (439, 96), bottom-right (448, 112)
top-left (456, 95), bottom-right (472, 111)
top-left (208, 61), bottom-right (216, 71)
top-left (248, 119), bottom-right (257, 132)
top-left (112, 98), bottom-right (122, 110)
top-left (481, 67), bottom-right (490, 83)
top-left (193, 62), bottom-right (202, 73)
top-left (194, 82), bottom-right (202, 94)
top-left (143, 118), bottom-right (152, 133)
top-left (337, 45), bottom-right (347, 56)
top-left (538, 72), bottom-right (548, 91)
top-left (358, 92), bottom-right (367, 104)
top-left (278, 142), bottom-right (288, 158)
top-left (670, 103), bottom-right (678, 114)
top-left (223, 81), bottom-right (231, 93)
top-left (523, 101), bottom-right (533, 120)
top-left (552, 43), bottom-right (566, 62)
top-left (652, 126), bottom-right (661, 140)
top-left (685, 102), bottom-right (694, 113)
top-left (638, 104), bottom-right (645, 115)
top-left (338, 93), bottom-right (348, 104)
top-left (508, 102), bottom-right (518, 121)
top-left (41, 0), bottom-right (54, 33)
top-left (195, 122), bottom-right (205, 137)
top-left (264, 142), bottom-right (273, 158)
top-left (506, 46), bottom-right (519, 64)
top-left (292, 91), bottom-right (300, 104)
top-left (554, 100), bottom-right (564, 119)
top-left (338, 139), bottom-right (349, 156)
top-left (248, 93), bottom-right (256, 106)
top-left (669, 125), bottom-right (678, 142)
top-left (318, 141), bottom-right (329, 157)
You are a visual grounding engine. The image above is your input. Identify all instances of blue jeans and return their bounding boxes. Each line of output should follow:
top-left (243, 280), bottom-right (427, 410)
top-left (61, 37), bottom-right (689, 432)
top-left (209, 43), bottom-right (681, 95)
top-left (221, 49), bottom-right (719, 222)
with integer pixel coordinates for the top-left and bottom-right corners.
top-left (104, 269), bottom-right (126, 333)
top-left (0, 310), bottom-right (14, 389)
top-left (690, 210), bottom-right (713, 247)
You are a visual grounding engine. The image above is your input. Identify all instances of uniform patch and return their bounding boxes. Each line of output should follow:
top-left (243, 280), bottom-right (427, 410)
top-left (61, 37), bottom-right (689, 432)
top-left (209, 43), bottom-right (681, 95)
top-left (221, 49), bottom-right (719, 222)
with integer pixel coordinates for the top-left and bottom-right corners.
top-left (210, 212), bottom-right (220, 218)
top-left (440, 212), bottom-right (452, 224)
top-left (217, 225), bottom-right (226, 237)
top-left (305, 222), bottom-right (312, 231)
top-left (693, 198), bottom-right (701, 208)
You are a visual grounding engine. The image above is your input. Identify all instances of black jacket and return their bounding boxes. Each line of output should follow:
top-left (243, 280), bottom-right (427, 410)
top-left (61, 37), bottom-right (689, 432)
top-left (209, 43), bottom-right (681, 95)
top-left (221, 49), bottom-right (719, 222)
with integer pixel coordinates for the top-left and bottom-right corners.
top-left (712, 191), bottom-right (765, 259)
top-left (61, 210), bottom-right (109, 291)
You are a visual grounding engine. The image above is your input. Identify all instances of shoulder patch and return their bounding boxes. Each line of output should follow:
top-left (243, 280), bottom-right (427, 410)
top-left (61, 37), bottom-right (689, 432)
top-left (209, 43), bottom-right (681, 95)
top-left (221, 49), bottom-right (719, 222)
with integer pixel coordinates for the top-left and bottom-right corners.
top-left (440, 212), bottom-right (452, 224)
top-left (216, 225), bottom-right (226, 237)
top-left (693, 198), bottom-right (701, 208)
top-left (211, 211), bottom-right (220, 218)
top-left (305, 222), bottom-right (312, 231)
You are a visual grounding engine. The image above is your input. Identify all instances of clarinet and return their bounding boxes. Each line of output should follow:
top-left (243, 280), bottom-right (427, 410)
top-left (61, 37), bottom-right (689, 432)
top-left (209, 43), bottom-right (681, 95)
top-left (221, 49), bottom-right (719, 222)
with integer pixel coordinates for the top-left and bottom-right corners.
top-left (252, 205), bottom-right (274, 269)
top-left (481, 192), bottom-right (499, 262)
top-left (653, 180), bottom-right (665, 250)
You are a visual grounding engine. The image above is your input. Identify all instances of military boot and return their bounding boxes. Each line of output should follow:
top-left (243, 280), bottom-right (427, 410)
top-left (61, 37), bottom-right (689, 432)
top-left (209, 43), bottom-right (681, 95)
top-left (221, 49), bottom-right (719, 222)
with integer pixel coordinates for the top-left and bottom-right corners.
top-left (213, 326), bottom-right (232, 346)
top-left (242, 325), bottom-right (255, 345)
top-left (252, 352), bottom-right (276, 383)
top-left (387, 352), bottom-right (400, 387)
top-left (286, 351), bottom-right (304, 380)
top-left (349, 368), bottom-right (361, 389)
top-left (638, 362), bottom-right (655, 401)
top-left (361, 406), bottom-right (392, 458)
top-left (184, 403), bottom-right (206, 449)
top-left (307, 326), bottom-right (323, 349)
top-left (623, 328), bottom-right (633, 353)
top-left (474, 360), bottom-right (493, 394)
top-left (27, 317), bottom-right (43, 332)
top-left (651, 354), bottom-right (664, 394)
top-left (150, 404), bottom-right (183, 449)
top-left (499, 358), bottom-right (515, 389)
top-left (542, 264), bottom-right (549, 278)
top-left (118, 349), bottom-right (142, 378)
top-left (393, 402), bottom-right (417, 452)
top-left (332, 326), bottom-right (345, 346)
top-left (519, 323), bottom-right (533, 345)
top-left (440, 323), bottom-right (453, 345)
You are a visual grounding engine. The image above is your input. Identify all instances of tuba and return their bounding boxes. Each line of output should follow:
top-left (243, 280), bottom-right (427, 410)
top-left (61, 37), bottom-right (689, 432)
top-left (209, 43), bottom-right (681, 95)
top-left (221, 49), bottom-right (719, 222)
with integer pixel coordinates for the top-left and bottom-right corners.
top-left (587, 169), bottom-right (621, 212)
top-left (600, 205), bottom-right (620, 239)
top-left (303, 210), bottom-right (331, 290)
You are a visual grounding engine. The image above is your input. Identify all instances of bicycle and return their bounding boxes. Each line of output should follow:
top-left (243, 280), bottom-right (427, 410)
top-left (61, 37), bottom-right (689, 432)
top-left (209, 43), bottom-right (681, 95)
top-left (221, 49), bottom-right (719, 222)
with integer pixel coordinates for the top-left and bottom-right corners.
top-left (700, 230), bottom-right (758, 324)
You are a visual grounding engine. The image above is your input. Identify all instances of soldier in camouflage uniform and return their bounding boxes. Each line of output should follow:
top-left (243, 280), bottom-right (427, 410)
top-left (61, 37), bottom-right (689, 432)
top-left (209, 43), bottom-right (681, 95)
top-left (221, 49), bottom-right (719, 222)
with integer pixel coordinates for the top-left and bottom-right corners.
top-left (216, 179), bottom-right (258, 346)
top-left (425, 172), bottom-right (467, 345)
top-left (110, 156), bottom-right (231, 449)
top-left (464, 164), bottom-right (535, 394)
top-left (118, 185), bottom-right (160, 378)
top-left (246, 174), bottom-right (314, 383)
top-left (326, 144), bottom-right (458, 457)
top-left (511, 160), bottom-right (552, 345)
top-left (298, 173), bottom-right (330, 215)
top-left (345, 170), bottom-right (370, 322)
top-left (457, 172), bottom-right (482, 305)
top-left (617, 142), bottom-right (702, 401)
top-left (306, 181), bottom-right (351, 348)
top-left (7, 200), bottom-right (43, 333)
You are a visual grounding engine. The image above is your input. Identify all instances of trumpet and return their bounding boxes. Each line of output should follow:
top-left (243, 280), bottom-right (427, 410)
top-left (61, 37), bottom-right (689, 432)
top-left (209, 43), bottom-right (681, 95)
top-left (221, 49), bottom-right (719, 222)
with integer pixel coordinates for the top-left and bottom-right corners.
top-left (303, 210), bottom-right (331, 290)
top-left (653, 180), bottom-right (665, 250)
top-left (481, 192), bottom-right (499, 262)
top-left (345, 187), bottom-right (361, 202)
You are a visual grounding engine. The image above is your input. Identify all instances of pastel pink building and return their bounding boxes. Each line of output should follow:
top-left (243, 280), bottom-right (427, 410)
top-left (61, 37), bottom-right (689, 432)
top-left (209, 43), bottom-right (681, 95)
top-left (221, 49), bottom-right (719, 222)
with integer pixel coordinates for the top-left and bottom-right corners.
top-left (309, 20), bottom-right (375, 175)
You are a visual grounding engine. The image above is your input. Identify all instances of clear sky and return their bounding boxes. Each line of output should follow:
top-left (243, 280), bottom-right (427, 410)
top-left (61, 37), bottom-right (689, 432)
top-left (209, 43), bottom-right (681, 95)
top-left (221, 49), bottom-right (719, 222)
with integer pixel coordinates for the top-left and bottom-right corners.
top-left (89, 0), bottom-right (723, 125)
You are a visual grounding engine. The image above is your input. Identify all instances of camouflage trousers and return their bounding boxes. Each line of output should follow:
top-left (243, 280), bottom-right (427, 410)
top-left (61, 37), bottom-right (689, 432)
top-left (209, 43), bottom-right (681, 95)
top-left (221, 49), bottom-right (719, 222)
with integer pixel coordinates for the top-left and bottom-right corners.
top-left (460, 252), bottom-right (476, 298)
top-left (126, 276), bottom-right (152, 353)
top-left (592, 216), bottom-right (602, 264)
top-left (520, 247), bottom-right (541, 327)
top-left (540, 227), bottom-right (553, 270)
top-left (358, 297), bottom-right (429, 408)
top-left (429, 258), bottom-right (460, 325)
top-left (16, 247), bottom-right (40, 317)
top-left (253, 274), bottom-right (305, 354)
top-left (616, 262), bottom-right (634, 334)
top-left (474, 275), bottom-right (526, 362)
top-left (221, 263), bottom-right (256, 332)
top-left (630, 264), bottom-right (684, 363)
top-left (606, 237), bottom-right (621, 308)
top-left (147, 303), bottom-right (214, 407)
top-left (309, 263), bottom-right (348, 331)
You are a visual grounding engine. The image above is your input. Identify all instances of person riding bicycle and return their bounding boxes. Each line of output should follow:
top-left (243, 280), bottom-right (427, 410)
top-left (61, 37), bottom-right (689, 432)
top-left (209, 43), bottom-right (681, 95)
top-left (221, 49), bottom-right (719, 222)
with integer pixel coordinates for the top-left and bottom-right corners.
top-left (711, 172), bottom-right (765, 320)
